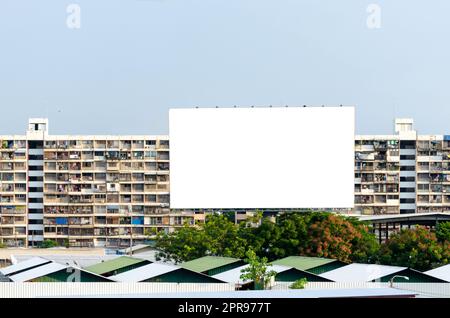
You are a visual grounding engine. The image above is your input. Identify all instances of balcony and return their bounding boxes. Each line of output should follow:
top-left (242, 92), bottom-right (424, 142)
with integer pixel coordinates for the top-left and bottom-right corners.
top-left (157, 140), bottom-right (169, 150)
top-left (0, 163), bottom-right (14, 171)
top-left (1, 185), bottom-right (14, 192)
top-left (355, 196), bottom-right (374, 204)
top-left (157, 154), bottom-right (170, 161)
top-left (157, 163), bottom-right (169, 171)
top-left (0, 140), bottom-right (14, 149)
top-left (132, 141), bottom-right (145, 149)
top-left (0, 153), bottom-right (14, 160)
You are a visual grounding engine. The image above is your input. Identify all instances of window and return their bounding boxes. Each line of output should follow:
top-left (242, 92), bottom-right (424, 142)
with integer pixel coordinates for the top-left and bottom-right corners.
top-left (418, 184), bottom-right (429, 192)
top-left (29, 176), bottom-right (43, 181)
top-left (29, 219), bottom-right (44, 224)
top-left (400, 166), bottom-right (415, 171)
top-left (29, 198), bottom-right (43, 203)
top-left (29, 155), bottom-right (44, 160)
top-left (28, 140), bottom-right (44, 148)
top-left (400, 141), bottom-right (415, 149)
top-left (400, 176), bottom-right (415, 182)
top-left (29, 209), bottom-right (43, 214)
top-left (29, 166), bottom-right (43, 171)
top-left (29, 187), bottom-right (43, 192)
top-left (400, 198), bottom-right (415, 203)
top-left (28, 230), bottom-right (44, 235)
top-left (400, 187), bottom-right (415, 193)
top-left (400, 155), bottom-right (415, 160)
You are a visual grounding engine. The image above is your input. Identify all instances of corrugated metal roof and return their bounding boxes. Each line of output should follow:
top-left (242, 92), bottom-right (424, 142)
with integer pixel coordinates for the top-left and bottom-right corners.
top-left (84, 256), bottom-right (147, 275)
top-left (212, 264), bottom-right (291, 284)
top-left (272, 256), bottom-right (337, 271)
top-left (320, 263), bottom-right (406, 282)
top-left (425, 264), bottom-right (450, 282)
top-left (9, 262), bottom-right (68, 282)
top-left (181, 256), bottom-right (242, 273)
top-left (109, 263), bottom-right (180, 282)
top-left (13, 255), bottom-right (120, 268)
top-left (119, 244), bottom-right (154, 254)
top-left (0, 257), bottom-right (51, 276)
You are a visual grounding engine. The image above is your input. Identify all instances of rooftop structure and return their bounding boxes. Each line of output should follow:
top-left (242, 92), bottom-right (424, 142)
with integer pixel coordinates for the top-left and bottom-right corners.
top-left (181, 256), bottom-right (245, 276)
top-left (425, 264), bottom-right (450, 282)
top-left (84, 256), bottom-right (151, 277)
top-left (320, 263), bottom-right (447, 283)
top-left (271, 256), bottom-right (347, 275)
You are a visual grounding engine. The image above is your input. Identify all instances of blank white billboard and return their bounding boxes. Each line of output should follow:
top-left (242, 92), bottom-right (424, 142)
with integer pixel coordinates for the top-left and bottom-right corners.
top-left (169, 106), bottom-right (355, 209)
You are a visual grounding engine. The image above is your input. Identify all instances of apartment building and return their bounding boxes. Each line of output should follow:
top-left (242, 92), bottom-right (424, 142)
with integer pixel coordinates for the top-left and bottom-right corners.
top-left (355, 118), bottom-right (450, 215)
top-left (0, 119), bottom-right (196, 248)
top-left (2, 117), bottom-right (450, 248)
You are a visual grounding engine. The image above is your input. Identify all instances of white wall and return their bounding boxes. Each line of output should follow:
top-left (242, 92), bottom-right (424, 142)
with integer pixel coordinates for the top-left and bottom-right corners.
top-left (170, 107), bottom-right (355, 209)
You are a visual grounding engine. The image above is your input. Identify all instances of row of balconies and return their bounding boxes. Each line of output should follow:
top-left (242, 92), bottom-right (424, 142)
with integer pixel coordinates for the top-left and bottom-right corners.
top-left (354, 206), bottom-right (401, 215)
top-left (417, 140), bottom-right (450, 151)
top-left (0, 228), bottom-right (27, 236)
top-left (0, 184), bottom-right (27, 192)
top-left (0, 162), bottom-right (27, 171)
top-left (43, 139), bottom-right (168, 150)
top-left (355, 195), bottom-right (400, 205)
top-left (43, 183), bottom-right (169, 194)
top-left (417, 206), bottom-right (450, 213)
top-left (355, 186), bottom-right (399, 194)
top-left (417, 195), bottom-right (450, 204)
top-left (43, 150), bottom-right (169, 161)
top-left (0, 140), bottom-right (26, 149)
top-left (44, 171), bottom-right (169, 182)
top-left (43, 194), bottom-right (170, 204)
top-left (43, 205), bottom-right (170, 215)
top-left (0, 205), bottom-right (26, 214)
top-left (0, 173), bottom-right (26, 182)
top-left (355, 176), bottom-right (400, 184)
top-left (43, 161), bottom-right (169, 171)
top-left (0, 195), bottom-right (27, 203)
top-left (0, 216), bottom-right (27, 225)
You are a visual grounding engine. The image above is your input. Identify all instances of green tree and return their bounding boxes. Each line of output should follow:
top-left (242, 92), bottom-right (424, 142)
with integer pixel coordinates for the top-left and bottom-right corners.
top-left (297, 213), bottom-right (379, 263)
top-left (41, 239), bottom-right (58, 248)
top-left (436, 221), bottom-right (450, 243)
top-left (242, 212), bottom-right (309, 260)
top-left (247, 212), bottom-right (379, 263)
top-left (240, 250), bottom-right (277, 290)
top-left (378, 226), bottom-right (449, 271)
top-left (289, 278), bottom-right (308, 289)
top-left (155, 213), bottom-right (247, 263)
top-left (155, 224), bottom-right (208, 263)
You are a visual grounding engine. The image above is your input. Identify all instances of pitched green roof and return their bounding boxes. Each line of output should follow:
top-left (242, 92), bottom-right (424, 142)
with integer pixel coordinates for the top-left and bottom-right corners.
top-left (85, 256), bottom-right (147, 275)
top-left (181, 256), bottom-right (242, 273)
top-left (272, 256), bottom-right (338, 271)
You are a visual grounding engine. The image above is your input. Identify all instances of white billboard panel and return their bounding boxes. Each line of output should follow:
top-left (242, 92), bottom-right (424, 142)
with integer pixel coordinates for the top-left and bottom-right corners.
top-left (169, 106), bottom-right (355, 209)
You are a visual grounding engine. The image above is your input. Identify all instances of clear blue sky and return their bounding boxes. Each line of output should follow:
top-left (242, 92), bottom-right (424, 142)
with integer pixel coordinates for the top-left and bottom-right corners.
top-left (1, 0), bottom-right (449, 135)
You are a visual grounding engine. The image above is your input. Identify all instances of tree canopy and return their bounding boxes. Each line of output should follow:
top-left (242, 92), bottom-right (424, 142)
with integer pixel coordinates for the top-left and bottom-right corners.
top-left (155, 211), bottom-right (379, 263)
top-left (436, 221), bottom-right (450, 243)
top-left (154, 211), bottom-right (449, 270)
top-left (239, 250), bottom-right (277, 290)
top-left (378, 226), bottom-right (450, 271)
